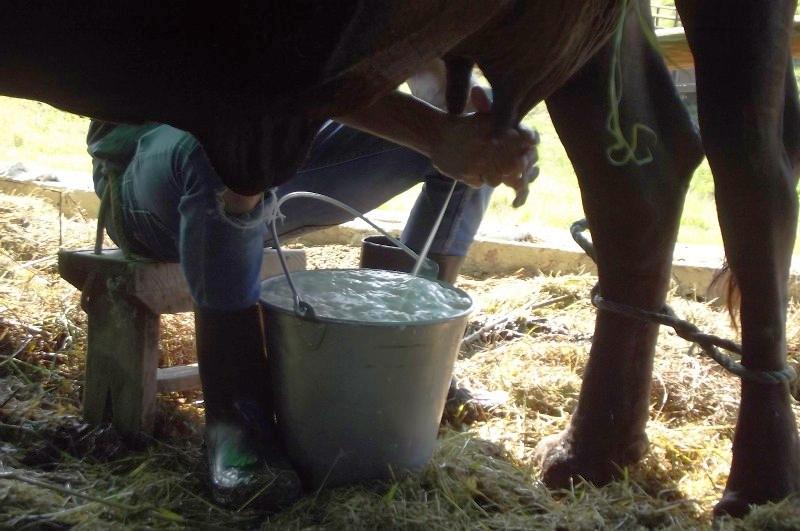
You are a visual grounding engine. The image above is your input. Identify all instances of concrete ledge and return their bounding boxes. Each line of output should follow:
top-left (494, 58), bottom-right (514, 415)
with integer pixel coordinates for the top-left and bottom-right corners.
top-left (0, 176), bottom-right (101, 218)
top-left (291, 220), bottom-right (800, 304)
top-left (6, 174), bottom-right (800, 303)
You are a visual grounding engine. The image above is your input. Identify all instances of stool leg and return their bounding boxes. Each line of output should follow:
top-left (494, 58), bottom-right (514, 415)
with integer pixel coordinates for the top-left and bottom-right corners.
top-left (81, 277), bottom-right (159, 435)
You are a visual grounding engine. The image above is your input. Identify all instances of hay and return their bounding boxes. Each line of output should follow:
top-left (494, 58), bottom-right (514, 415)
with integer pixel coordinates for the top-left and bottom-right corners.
top-left (2, 190), bottom-right (800, 529)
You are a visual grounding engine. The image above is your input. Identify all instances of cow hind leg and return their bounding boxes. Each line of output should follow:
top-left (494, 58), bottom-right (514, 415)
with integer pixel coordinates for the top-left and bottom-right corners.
top-left (677, 0), bottom-right (800, 517)
top-left (536, 2), bottom-right (702, 488)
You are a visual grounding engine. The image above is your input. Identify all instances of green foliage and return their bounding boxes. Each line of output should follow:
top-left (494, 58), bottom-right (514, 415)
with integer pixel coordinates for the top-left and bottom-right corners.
top-left (0, 96), bottom-right (91, 174)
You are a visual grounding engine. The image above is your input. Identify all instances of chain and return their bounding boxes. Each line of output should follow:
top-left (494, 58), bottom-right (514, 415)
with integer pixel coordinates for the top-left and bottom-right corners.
top-left (571, 219), bottom-right (798, 390)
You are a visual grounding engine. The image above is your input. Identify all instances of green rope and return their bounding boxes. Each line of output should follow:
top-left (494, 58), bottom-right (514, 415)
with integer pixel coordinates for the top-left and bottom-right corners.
top-left (570, 219), bottom-right (799, 393)
top-left (605, 0), bottom-right (658, 167)
top-left (106, 169), bottom-right (135, 259)
top-left (94, 182), bottom-right (111, 255)
top-left (94, 166), bottom-right (148, 261)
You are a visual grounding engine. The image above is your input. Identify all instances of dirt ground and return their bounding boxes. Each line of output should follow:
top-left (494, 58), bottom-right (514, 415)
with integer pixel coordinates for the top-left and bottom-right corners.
top-left (2, 191), bottom-right (800, 529)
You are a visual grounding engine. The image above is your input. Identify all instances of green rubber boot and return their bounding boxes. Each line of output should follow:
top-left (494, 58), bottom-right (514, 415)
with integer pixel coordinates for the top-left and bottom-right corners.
top-left (194, 304), bottom-right (302, 510)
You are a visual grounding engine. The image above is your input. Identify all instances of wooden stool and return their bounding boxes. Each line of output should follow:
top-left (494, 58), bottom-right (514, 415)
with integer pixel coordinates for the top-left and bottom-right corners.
top-left (58, 248), bottom-right (305, 435)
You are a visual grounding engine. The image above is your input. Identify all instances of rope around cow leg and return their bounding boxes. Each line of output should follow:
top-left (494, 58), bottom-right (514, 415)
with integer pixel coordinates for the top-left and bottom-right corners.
top-left (570, 219), bottom-right (798, 394)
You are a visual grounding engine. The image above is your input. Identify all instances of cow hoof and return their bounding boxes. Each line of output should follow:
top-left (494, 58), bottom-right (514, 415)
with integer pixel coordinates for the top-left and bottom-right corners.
top-left (713, 384), bottom-right (800, 519)
top-left (713, 463), bottom-right (800, 519)
top-left (535, 431), bottom-right (649, 489)
top-left (714, 481), bottom-right (800, 519)
top-left (535, 433), bottom-right (615, 488)
top-left (713, 492), bottom-right (753, 519)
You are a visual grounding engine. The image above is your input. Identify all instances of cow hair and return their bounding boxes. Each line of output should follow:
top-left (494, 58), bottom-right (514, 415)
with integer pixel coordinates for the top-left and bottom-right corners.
top-left (710, 261), bottom-right (741, 332)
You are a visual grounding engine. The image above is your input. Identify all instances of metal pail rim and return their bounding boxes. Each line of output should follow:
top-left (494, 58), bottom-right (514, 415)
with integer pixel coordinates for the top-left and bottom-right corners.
top-left (260, 268), bottom-right (474, 327)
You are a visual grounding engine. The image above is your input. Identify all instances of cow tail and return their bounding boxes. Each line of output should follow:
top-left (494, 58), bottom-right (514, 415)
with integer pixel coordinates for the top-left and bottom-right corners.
top-left (710, 261), bottom-right (741, 332)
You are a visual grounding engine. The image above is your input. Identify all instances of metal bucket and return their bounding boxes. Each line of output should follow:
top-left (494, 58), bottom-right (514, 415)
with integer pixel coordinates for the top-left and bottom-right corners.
top-left (260, 190), bottom-right (472, 489)
top-left (259, 271), bottom-right (472, 489)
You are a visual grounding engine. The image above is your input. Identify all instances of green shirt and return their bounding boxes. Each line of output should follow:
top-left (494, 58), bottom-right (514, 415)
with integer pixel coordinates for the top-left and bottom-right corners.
top-left (86, 120), bottom-right (159, 198)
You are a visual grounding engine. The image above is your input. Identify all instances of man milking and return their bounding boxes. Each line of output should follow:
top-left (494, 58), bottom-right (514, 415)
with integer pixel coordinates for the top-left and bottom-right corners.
top-left (88, 61), bottom-right (538, 508)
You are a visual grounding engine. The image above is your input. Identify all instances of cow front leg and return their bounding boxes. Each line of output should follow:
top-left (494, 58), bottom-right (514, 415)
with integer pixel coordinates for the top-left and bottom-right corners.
top-left (535, 2), bottom-right (702, 487)
top-left (677, 0), bottom-right (800, 517)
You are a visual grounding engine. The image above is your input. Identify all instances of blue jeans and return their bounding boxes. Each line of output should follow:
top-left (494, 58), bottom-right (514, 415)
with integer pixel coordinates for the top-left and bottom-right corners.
top-left (115, 122), bottom-right (492, 311)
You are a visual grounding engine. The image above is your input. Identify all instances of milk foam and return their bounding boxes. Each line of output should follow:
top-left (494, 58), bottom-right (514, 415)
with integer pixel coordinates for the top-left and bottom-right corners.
top-left (261, 269), bottom-right (472, 323)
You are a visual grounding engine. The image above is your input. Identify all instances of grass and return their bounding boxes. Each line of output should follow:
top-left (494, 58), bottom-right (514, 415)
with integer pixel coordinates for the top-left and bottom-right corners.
top-left (2, 190), bottom-right (800, 528)
top-left (0, 97), bottom-right (93, 175)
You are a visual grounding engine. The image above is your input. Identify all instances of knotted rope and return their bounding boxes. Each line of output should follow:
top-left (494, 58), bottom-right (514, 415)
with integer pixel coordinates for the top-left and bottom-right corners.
top-left (571, 218), bottom-right (798, 391)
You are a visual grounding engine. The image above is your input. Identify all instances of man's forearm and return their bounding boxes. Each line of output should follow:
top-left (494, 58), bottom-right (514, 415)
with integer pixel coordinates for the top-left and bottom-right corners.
top-left (336, 86), bottom-right (537, 190)
top-left (335, 90), bottom-right (447, 160)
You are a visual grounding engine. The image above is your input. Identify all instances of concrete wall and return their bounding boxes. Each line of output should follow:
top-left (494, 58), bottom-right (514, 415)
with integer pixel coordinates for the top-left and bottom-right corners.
top-left (0, 177), bottom-right (101, 219)
top-left (292, 220), bottom-right (800, 304)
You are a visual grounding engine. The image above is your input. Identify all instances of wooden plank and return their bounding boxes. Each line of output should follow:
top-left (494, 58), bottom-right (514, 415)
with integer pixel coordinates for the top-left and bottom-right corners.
top-left (131, 260), bottom-right (194, 314)
top-left (133, 247), bottom-right (306, 314)
top-left (656, 27), bottom-right (694, 70)
top-left (656, 17), bottom-right (800, 70)
top-left (156, 363), bottom-right (200, 393)
top-left (59, 247), bottom-right (307, 314)
top-left (58, 248), bottom-right (132, 290)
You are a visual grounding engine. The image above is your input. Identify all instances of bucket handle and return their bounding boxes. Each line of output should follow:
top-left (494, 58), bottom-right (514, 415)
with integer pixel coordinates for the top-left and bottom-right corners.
top-left (268, 191), bottom-right (428, 319)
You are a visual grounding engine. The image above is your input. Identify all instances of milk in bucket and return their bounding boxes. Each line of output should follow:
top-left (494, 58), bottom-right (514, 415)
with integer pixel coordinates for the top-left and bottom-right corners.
top-left (261, 268), bottom-right (472, 323)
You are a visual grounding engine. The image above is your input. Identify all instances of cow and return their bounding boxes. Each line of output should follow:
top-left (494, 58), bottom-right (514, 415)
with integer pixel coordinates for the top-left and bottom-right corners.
top-left (1, 0), bottom-right (796, 517)
top-left (531, 1), bottom-right (800, 518)
top-left (0, 1), bottom-right (515, 195)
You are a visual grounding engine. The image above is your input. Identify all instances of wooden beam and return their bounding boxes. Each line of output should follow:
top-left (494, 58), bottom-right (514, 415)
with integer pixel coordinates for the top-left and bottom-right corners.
top-left (157, 363), bottom-right (200, 393)
top-left (80, 274), bottom-right (160, 434)
top-left (656, 16), bottom-right (800, 70)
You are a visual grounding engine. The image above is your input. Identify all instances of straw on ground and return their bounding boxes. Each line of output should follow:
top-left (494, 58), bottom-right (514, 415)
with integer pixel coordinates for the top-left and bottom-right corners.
top-left (2, 191), bottom-right (800, 529)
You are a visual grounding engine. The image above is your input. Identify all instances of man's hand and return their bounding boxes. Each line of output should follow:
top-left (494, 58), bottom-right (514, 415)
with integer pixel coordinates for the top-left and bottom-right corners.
top-left (336, 85), bottom-right (539, 203)
top-left (430, 86), bottom-right (539, 202)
